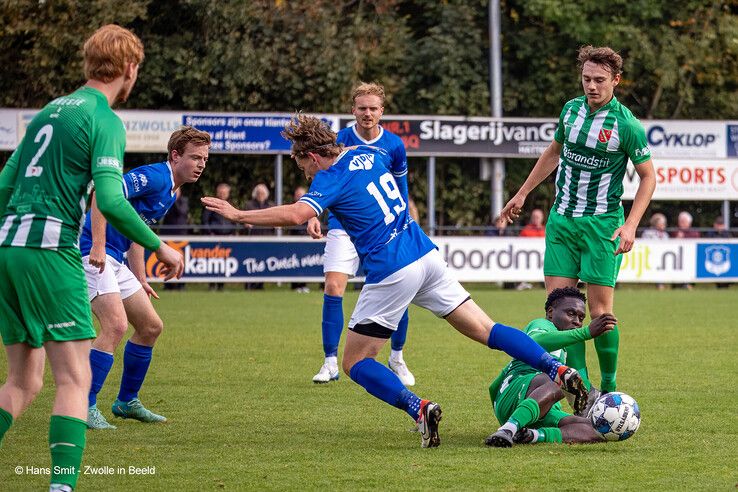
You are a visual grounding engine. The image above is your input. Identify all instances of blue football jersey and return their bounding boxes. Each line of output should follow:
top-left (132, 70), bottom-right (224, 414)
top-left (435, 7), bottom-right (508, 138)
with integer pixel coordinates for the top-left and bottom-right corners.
top-left (79, 161), bottom-right (176, 262)
top-left (329, 125), bottom-right (408, 231)
top-left (300, 146), bottom-right (434, 284)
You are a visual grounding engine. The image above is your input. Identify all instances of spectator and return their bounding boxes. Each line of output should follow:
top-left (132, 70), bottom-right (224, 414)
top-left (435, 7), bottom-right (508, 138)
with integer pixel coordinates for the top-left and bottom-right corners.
top-left (641, 212), bottom-right (669, 290)
top-left (244, 183), bottom-right (275, 290)
top-left (290, 186), bottom-right (310, 293)
top-left (671, 211), bottom-right (699, 289)
top-left (516, 209), bottom-right (546, 290)
top-left (244, 183), bottom-right (276, 235)
top-left (519, 208), bottom-right (546, 237)
top-left (203, 183), bottom-right (237, 291)
top-left (705, 216), bottom-right (732, 289)
top-left (641, 212), bottom-right (669, 239)
top-left (672, 211), bottom-right (700, 239)
top-left (203, 183), bottom-right (237, 235)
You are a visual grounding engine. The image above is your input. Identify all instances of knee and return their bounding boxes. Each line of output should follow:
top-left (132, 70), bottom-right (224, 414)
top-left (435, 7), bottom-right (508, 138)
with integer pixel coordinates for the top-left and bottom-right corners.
top-left (324, 277), bottom-right (347, 297)
top-left (341, 358), bottom-right (354, 377)
top-left (104, 316), bottom-right (130, 341)
top-left (541, 382), bottom-right (565, 406)
top-left (12, 374), bottom-right (44, 401)
top-left (137, 317), bottom-right (164, 342)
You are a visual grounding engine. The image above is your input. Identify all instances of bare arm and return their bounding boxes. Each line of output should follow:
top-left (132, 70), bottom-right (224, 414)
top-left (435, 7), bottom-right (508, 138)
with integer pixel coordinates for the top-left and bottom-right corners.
top-left (201, 197), bottom-right (316, 227)
top-left (612, 159), bottom-right (656, 255)
top-left (88, 193), bottom-right (108, 272)
top-left (498, 140), bottom-right (562, 224)
top-left (127, 242), bottom-right (159, 299)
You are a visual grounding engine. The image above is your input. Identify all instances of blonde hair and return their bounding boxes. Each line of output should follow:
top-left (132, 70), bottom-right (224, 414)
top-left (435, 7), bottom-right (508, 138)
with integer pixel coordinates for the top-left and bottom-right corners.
top-left (281, 114), bottom-right (341, 159)
top-left (167, 126), bottom-right (211, 160)
top-left (352, 82), bottom-right (385, 106)
top-left (83, 24), bottom-right (144, 83)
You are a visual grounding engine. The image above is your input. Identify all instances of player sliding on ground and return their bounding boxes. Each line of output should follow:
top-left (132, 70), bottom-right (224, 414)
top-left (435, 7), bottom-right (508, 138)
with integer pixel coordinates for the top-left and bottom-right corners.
top-left (486, 288), bottom-right (616, 447)
top-left (202, 114), bottom-right (588, 448)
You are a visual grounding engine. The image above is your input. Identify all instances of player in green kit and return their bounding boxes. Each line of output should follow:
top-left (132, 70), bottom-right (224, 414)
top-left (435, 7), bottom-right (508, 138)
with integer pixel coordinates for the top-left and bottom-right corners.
top-left (485, 288), bottom-right (616, 446)
top-left (0, 25), bottom-right (183, 492)
top-left (499, 46), bottom-right (656, 399)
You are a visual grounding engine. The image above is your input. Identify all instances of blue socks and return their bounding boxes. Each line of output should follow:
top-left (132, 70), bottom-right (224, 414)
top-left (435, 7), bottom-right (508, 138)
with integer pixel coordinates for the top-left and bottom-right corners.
top-left (349, 358), bottom-right (422, 420)
top-left (117, 341), bottom-right (153, 402)
top-left (321, 294), bottom-right (344, 357)
top-left (89, 349), bottom-right (114, 407)
top-left (487, 323), bottom-right (562, 380)
top-left (390, 309), bottom-right (409, 351)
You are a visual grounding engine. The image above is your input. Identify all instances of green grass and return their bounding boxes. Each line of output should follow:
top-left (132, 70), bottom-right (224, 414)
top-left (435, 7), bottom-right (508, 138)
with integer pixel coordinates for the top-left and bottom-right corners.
top-left (1, 286), bottom-right (737, 490)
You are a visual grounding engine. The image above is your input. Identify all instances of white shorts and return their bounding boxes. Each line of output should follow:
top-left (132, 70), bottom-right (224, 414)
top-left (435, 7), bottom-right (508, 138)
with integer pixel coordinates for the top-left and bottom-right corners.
top-left (323, 229), bottom-right (360, 276)
top-left (348, 249), bottom-right (470, 331)
top-left (83, 255), bottom-right (142, 301)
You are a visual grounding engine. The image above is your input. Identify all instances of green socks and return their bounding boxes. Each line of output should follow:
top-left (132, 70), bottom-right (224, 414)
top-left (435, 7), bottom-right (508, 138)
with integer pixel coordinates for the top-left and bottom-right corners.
top-left (565, 341), bottom-right (591, 390)
top-left (536, 427), bottom-right (563, 443)
top-left (594, 324), bottom-right (619, 392)
top-left (49, 415), bottom-right (87, 489)
top-left (509, 398), bottom-right (540, 429)
top-left (0, 406), bottom-right (13, 447)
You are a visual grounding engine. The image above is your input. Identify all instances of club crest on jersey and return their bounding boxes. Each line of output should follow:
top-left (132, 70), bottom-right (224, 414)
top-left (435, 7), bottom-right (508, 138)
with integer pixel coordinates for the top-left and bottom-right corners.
top-left (598, 129), bottom-right (612, 143)
top-left (349, 153), bottom-right (374, 171)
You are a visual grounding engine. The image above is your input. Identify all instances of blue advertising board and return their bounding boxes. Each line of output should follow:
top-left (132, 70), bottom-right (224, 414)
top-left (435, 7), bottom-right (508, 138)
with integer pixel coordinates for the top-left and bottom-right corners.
top-left (144, 238), bottom-right (364, 282)
top-left (696, 242), bottom-right (738, 279)
top-left (182, 114), bottom-right (293, 153)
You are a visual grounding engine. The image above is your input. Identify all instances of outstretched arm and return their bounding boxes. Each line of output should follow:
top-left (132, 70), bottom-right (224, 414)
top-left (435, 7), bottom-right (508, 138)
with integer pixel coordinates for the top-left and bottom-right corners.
top-left (530, 314), bottom-right (617, 352)
top-left (201, 197), bottom-right (316, 227)
top-left (498, 140), bottom-right (562, 225)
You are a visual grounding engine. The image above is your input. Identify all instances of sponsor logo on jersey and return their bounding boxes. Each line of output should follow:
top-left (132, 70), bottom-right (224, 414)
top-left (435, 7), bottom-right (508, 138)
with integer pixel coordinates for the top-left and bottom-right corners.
top-left (349, 153), bottom-right (374, 171)
top-left (598, 129), bottom-right (612, 143)
top-left (562, 144), bottom-right (611, 169)
top-left (634, 146), bottom-right (651, 158)
top-left (97, 156), bottom-right (122, 170)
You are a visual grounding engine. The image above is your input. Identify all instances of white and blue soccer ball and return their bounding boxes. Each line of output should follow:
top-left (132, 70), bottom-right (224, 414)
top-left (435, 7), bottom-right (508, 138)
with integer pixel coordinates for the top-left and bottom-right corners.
top-left (590, 392), bottom-right (641, 441)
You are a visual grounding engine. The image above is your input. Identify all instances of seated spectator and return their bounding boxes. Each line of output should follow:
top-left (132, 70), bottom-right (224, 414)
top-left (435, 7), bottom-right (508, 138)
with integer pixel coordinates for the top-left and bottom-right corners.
top-left (672, 211), bottom-right (700, 239)
top-left (641, 212), bottom-right (669, 239)
top-left (641, 212), bottom-right (669, 290)
top-left (290, 186), bottom-right (310, 293)
top-left (203, 183), bottom-right (237, 291)
top-left (244, 183), bottom-right (275, 290)
top-left (519, 208), bottom-right (546, 237)
top-left (671, 211), bottom-right (699, 289)
top-left (245, 183), bottom-right (276, 235)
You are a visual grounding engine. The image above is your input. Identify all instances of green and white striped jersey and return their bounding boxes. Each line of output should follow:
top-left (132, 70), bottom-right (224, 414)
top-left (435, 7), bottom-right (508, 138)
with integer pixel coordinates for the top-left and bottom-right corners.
top-left (0, 87), bottom-right (126, 249)
top-left (552, 96), bottom-right (650, 217)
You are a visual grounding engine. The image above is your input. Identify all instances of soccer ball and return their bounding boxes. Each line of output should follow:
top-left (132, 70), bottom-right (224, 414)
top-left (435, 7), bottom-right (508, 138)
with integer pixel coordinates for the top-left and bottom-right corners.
top-left (590, 392), bottom-right (641, 441)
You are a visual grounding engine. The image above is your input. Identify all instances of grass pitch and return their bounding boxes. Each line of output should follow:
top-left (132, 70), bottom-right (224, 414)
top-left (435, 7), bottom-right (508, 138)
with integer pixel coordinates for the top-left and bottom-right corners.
top-left (1, 286), bottom-right (737, 490)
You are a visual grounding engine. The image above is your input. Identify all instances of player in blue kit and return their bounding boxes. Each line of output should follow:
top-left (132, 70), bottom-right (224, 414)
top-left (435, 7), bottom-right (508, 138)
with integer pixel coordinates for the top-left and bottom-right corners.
top-left (80, 126), bottom-right (211, 429)
top-left (202, 115), bottom-right (588, 448)
top-left (307, 83), bottom-right (415, 385)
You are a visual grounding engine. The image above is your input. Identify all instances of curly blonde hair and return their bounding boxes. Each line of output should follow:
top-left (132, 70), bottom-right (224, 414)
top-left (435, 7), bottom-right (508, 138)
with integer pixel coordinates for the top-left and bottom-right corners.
top-left (281, 114), bottom-right (341, 159)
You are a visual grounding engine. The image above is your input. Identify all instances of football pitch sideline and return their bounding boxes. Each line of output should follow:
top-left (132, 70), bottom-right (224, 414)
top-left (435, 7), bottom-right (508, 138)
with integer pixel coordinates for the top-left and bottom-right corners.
top-left (1, 287), bottom-right (736, 490)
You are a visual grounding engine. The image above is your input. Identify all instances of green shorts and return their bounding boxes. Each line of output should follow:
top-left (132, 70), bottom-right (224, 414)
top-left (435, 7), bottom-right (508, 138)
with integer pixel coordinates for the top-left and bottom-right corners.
top-left (0, 247), bottom-right (95, 348)
top-left (544, 208), bottom-right (624, 287)
top-left (492, 372), bottom-right (570, 429)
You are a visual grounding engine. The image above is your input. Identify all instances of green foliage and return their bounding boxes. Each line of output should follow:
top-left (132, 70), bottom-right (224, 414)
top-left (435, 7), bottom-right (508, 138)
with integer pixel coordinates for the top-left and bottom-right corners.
top-left (1, 0), bottom-right (736, 226)
top-left (1, 287), bottom-right (736, 489)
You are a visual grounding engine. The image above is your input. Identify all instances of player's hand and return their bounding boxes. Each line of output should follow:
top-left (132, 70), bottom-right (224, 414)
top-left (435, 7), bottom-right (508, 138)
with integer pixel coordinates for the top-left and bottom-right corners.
top-left (588, 313), bottom-right (617, 338)
top-left (497, 193), bottom-right (526, 225)
top-left (89, 244), bottom-right (107, 273)
top-left (140, 280), bottom-right (160, 300)
top-left (201, 197), bottom-right (242, 223)
top-left (307, 217), bottom-right (323, 239)
top-left (154, 242), bottom-right (184, 281)
top-left (612, 222), bottom-right (637, 255)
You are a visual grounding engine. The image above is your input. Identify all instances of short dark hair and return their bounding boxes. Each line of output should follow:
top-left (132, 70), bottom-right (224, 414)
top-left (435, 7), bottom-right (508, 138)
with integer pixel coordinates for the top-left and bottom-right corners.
top-left (577, 45), bottom-right (623, 77)
top-left (167, 126), bottom-right (211, 160)
top-left (545, 287), bottom-right (586, 312)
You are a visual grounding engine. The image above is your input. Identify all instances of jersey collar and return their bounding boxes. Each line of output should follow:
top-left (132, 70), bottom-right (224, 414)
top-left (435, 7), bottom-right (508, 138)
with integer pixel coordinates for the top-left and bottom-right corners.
top-left (589, 95), bottom-right (619, 115)
top-left (165, 161), bottom-right (176, 196)
top-left (351, 124), bottom-right (384, 144)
